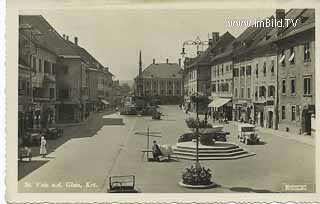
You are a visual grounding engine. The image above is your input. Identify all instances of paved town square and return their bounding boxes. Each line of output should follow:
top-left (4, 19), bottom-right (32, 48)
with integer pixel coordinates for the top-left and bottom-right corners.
top-left (18, 105), bottom-right (315, 193)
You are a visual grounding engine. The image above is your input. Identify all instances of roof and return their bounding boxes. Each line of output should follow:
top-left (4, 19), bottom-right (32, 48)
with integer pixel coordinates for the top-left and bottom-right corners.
top-left (19, 15), bottom-right (78, 57)
top-left (141, 63), bottom-right (183, 79)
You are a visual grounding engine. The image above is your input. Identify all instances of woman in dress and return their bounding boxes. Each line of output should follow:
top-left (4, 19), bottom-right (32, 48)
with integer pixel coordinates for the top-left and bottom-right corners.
top-left (40, 136), bottom-right (47, 158)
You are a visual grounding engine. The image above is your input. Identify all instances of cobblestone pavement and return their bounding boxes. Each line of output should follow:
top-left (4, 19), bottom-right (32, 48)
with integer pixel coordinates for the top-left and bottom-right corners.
top-left (18, 106), bottom-right (315, 193)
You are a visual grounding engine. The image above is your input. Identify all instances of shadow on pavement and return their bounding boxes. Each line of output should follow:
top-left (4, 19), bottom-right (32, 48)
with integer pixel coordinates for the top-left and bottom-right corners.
top-left (18, 160), bottom-right (49, 180)
top-left (20, 111), bottom-right (115, 179)
top-left (102, 118), bottom-right (125, 125)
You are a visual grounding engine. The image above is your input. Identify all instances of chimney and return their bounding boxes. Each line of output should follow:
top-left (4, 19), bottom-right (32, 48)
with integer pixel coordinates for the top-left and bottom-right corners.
top-left (153, 59), bottom-right (155, 64)
top-left (212, 32), bottom-right (219, 43)
top-left (276, 9), bottom-right (285, 37)
top-left (66, 35), bottom-right (69, 41)
top-left (166, 58), bottom-right (169, 64)
top-left (74, 37), bottom-right (78, 45)
top-left (178, 58), bottom-right (181, 67)
top-left (63, 34), bottom-right (66, 39)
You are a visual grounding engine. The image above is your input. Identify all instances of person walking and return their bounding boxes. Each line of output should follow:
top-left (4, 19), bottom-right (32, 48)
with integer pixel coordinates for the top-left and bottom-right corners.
top-left (152, 140), bottom-right (161, 162)
top-left (40, 136), bottom-right (47, 158)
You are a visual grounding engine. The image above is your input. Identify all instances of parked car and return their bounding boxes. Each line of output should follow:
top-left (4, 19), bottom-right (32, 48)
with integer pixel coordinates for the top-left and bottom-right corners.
top-left (237, 123), bottom-right (260, 145)
top-left (44, 127), bottom-right (63, 140)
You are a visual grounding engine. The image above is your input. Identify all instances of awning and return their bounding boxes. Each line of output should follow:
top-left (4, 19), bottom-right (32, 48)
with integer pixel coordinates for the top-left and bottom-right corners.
top-left (208, 98), bottom-right (231, 108)
top-left (101, 100), bottom-right (109, 105)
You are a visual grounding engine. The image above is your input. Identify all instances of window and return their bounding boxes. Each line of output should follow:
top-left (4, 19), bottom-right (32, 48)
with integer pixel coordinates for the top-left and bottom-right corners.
top-left (291, 79), bottom-right (296, 94)
top-left (44, 61), bottom-right (51, 74)
top-left (64, 66), bottom-right (69, 74)
top-left (168, 90), bottom-right (172, 95)
top-left (289, 47), bottom-right (295, 64)
top-left (221, 65), bottom-right (224, 75)
top-left (255, 64), bottom-right (259, 78)
top-left (32, 56), bottom-right (37, 72)
top-left (241, 87), bottom-right (244, 98)
top-left (291, 105), bottom-right (296, 121)
top-left (282, 79), bottom-right (286, 94)
top-left (246, 66), bottom-right (251, 76)
top-left (263, 62), bottom-right (266, 76)
top-left (233, 68), bottom-right (239, 77)
top-left (217, 67), bottom-right (219, 76)
top-left (240, 67), bottom-right (245, 76)
top-left (268, 86), bottom-right (275, 97)
top-left (304, 77), bottom-right (311, 95)
top-left (304, 43), bottom-right (311, 61)
top-left (234, 88), bottom-right (238, 98)
top-left (255, 86), bottom-right (258, 100)
top-left (282, 106), bottom-right (286, 120)
top-left (247, 87), bottom-right (250, 98)
top-left (38, 59), bottom-right (42, 73)
top-left (212, 84), bottom-right (216, 92)
top-left (271, 60), bottom-right (275, 75)
top-left (226, 65), bottom-right (229, 72)
top-left (50, 88), bottom-right (55, 99)
top-left (52, 63), bottom-right (56, 75)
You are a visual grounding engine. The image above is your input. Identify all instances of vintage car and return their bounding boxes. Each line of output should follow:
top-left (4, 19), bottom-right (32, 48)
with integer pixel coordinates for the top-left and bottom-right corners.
top-left (178, 129), bottom-right (229, 144)
top-left (44, 127), bottom-right (63, 140)
top-left (237, 123), bottom-right (260, 145)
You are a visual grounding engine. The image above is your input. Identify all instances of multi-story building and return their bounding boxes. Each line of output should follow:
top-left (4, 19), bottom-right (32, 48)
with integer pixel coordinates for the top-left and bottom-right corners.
top-left (275, 9), bottom-right (315, 135)
top-left (232, 19), bottom-right (275, 122)
top-left (19, 17), bottom-right (59, 128)
top-left (209, 32), bottom-right (235, 120)
top-left (135, 57), bottom-right (184, 104)
top-left (18, 33), bottom-right (33, 142)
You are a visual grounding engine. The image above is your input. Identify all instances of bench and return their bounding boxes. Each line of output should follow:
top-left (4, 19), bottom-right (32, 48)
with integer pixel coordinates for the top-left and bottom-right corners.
top-left (141, 149), bottom-right (174, 162)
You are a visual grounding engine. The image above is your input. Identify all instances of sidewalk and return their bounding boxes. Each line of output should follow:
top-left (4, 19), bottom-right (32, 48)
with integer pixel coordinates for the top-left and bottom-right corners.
top-left (181, 108), bottom-right (314, 147)
top-left (229, 121), bottom-right (315, 147)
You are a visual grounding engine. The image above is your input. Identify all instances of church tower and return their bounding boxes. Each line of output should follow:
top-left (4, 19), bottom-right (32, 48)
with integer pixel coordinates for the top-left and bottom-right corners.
top-left (136, 50), bottom-right (144, 96)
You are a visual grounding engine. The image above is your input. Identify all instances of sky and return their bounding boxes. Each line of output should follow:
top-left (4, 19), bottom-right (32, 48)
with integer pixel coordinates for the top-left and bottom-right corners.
top-left (21, 9), bottom-right (274, 81)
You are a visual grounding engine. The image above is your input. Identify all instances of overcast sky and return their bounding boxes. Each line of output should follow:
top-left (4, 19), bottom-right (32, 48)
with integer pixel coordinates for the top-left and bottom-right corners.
top-left (21, 9), bottom-right (274, 81)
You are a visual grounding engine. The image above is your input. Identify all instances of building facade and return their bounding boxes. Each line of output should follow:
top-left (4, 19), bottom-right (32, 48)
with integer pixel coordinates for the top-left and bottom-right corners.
top-left (275, 9), bottom-right (315, 135)
top-left (135, 57), bottom-right (184, 104)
